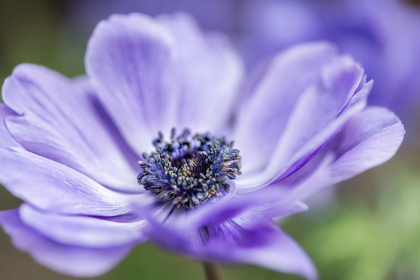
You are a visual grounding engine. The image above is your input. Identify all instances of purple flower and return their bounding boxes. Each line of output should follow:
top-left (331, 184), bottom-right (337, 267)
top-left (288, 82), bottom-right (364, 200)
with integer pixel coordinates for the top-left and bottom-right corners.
top-left (68, 0), bottom-right (420, 132)
top-left (240, 0), bottom-right (420, 131)
top-left (0, 13), bottom-right (404, 279)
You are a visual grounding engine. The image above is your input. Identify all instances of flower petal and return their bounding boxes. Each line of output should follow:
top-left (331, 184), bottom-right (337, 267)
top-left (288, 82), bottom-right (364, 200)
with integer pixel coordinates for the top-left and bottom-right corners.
top-left (233, 42), bottom-right (337, 177)
top-left (281, 106), bottom-right (405, 201)
top-left (146, 216), bottom-right (317, 280)
top-left (0, 104), bottom-right (21, 149)
top-left (234, 42), bottom-right (371, 191)
top-left (0, 147), bottom-right (144, 216)
top-left (166, 192), bottom-right (307, 230)
top-left (229, 222), bottom-right (317, 280)
top-left (312, 106), bottom-right (404, 190)
top-left (157, 13), bottom-right (243, 132)
top-left (19, 204), bottom-right (147, 248)
top-left (264, 63), bottom-right (370, 185)
top-left (86, 13), bottom-right (176, 153)
top-left (0, 209), bottom-right (132, 277)
top-left (86, 13), bottom-right (243, 155)
top-left (2, 64), bottom-right (139, 192)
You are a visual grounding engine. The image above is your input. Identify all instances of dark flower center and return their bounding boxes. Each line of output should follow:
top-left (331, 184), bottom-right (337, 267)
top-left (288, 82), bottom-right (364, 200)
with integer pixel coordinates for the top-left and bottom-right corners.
top-left (138, 128), bottom-right (241, 209)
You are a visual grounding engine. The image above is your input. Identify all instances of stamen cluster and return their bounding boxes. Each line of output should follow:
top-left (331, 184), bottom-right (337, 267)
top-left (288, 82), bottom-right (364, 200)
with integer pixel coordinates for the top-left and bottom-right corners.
top-left (138, 128), bottom-right (241, 209)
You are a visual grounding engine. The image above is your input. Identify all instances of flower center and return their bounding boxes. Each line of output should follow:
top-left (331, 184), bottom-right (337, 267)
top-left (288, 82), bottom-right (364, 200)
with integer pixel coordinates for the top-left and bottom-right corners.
top-left (138, 128), bottom-right (241, 209)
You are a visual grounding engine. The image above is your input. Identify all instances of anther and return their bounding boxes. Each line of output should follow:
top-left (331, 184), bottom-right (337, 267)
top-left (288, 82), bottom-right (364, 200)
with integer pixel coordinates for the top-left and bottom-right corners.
top-left (137, 128), bottom-right (241, 209)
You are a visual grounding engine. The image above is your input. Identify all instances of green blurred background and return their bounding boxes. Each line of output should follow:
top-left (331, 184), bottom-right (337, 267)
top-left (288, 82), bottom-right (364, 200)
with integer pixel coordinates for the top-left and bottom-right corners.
top-left (1, 1), bottom-right (420, 279)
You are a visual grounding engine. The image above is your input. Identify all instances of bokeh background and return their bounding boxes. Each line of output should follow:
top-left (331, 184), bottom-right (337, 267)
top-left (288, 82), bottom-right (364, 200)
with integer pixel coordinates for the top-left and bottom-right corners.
top-left (1, 0), bottom-right (420, 279)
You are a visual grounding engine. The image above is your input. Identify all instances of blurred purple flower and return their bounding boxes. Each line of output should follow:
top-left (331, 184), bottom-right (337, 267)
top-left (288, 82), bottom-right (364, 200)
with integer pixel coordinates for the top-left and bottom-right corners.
top-left (0, 13), bottom-right (404, 279)
top-left (241, 0), bottom-right (420, 132)
top-left (69, 0), bottom-right (239, 35)
top-left (68, 0), bottom-right (420, 131)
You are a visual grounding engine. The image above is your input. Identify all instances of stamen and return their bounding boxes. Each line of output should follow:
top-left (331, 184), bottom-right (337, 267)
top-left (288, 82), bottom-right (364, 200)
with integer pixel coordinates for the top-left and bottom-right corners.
top-left (138, 128), bottom-right (241, 209)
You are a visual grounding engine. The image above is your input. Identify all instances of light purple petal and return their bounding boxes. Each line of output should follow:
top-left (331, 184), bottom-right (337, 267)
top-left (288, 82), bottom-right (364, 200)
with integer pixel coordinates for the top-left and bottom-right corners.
top-left (234, 42), bottom-right (371, 191)
top-left (263, 64), bottom-right (370, 186)
top-left (233, 225), bottom-right (317, 280)
top-left (19, 204), bottom-right (147, 248)
top-left (86, 13), bottom-right (243, 156)
top-left (233, 42), bottom-right (336, 176)
top-left (0, 147), bottom-right (145, 216)
top-left (264, 57), bottom-right (364, 172)
top-left (2, 64), bottom-right (139, 192)
top-left (315, 106), bottom-right (404, 188)
top-left (0, 209), bottom-right (132, 277)
top-left (158, 13), bottom-right (243, 133)
top-left (280, 106), bottom-right (405, 202)
top-left (0, 104), bottom-right (21, 149)
top-left (146, 215), bottom-right (317, 280)
top-left (86, 13), bottom-right (177, 153)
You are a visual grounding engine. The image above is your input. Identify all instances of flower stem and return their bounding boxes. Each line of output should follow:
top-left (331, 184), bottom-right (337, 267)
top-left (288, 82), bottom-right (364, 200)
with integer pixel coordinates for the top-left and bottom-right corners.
top-left (203, 262), bottom-right (223, 280)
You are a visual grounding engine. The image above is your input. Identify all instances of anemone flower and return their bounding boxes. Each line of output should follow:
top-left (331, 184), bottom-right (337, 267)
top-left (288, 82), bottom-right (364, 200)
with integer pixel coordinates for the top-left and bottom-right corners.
top-left (0, 13), bottom-right (404, 280)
